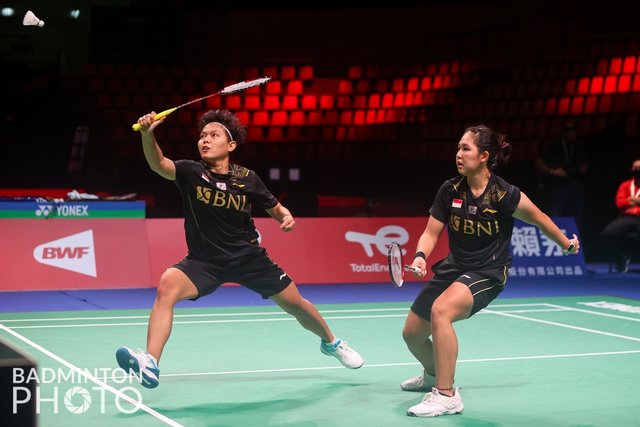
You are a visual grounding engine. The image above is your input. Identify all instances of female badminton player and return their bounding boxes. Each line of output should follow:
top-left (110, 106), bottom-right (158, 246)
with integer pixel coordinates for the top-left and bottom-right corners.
top-left (400, 125), bottom-right (579, 417)
top-left (116, 109), bottom-right (363, 389)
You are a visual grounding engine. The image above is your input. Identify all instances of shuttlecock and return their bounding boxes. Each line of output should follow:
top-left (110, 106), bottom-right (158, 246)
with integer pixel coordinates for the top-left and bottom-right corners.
top-left (23, 10), bottom-right (44, 27)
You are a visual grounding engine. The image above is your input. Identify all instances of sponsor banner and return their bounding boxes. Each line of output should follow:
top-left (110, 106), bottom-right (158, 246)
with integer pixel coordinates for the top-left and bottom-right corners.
top-left (143, 217), bottom-right (446, 285)
top-left (253, 217), bottom-right (448, 284)
top-left (0, 216), bottom-right (585, 291)
top-left (146, 219), bottom-right (188, 286)
top-left (509, 217), bottom-right (587, 278)
top-left (0, 201), bottom-right (145, 219)
top-left (0, 219), bottom-right (152, 291)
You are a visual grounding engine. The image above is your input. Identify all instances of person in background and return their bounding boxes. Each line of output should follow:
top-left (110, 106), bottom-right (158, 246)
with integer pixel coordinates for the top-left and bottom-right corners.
top-left (600, 158), bottom-right (640, 273)
top-left (401, 125), bottom-right (580, 418)
top-left (116, 109), bottom-right (363, 389)
top-left (535, 120), bottom-right (589, 230)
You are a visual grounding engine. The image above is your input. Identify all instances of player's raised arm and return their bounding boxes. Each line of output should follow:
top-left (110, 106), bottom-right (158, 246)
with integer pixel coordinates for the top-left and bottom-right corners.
top-left (137, 112), bottom-right (176, 181)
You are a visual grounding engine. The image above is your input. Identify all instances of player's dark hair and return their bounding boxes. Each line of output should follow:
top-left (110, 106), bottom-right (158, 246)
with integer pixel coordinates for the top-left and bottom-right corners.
top-left (465, 125), bottom-right (511, 170)
top-left (198, 109), bottom-right (248, 148)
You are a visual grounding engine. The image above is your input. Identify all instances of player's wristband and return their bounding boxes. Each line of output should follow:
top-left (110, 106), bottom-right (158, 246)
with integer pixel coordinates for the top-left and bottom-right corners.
top-left (414, 251), bottom-right (426, 260)
top-left (562, 241), bottom-right (575, 255)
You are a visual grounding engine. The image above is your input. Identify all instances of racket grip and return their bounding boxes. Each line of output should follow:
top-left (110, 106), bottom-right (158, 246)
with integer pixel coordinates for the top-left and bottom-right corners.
top-left (404, 265), bottom-right (421, 274)
top-left (131, 108), bottom-right (177, 131)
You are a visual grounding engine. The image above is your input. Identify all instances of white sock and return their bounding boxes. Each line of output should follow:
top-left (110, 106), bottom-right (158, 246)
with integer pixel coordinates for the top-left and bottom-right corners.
top-left (323, 337), bottom-right (339, 346)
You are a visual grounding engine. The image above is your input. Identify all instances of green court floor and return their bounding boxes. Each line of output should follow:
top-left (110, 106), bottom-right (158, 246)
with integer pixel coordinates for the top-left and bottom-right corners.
top-left (2, 295), bottom-right (640, 426)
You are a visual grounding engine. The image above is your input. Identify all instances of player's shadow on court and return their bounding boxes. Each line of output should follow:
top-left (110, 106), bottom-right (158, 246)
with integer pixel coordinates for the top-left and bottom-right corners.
top-left (116, 381), bottom-right (365, 424)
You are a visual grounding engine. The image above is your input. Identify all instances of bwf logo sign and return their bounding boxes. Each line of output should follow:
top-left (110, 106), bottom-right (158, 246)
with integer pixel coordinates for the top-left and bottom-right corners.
top-left (33, 230), bottom-right (97, 277)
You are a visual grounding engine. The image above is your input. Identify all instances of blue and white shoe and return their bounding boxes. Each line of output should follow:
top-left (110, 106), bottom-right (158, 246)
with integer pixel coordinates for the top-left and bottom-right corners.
top-left (116, 347), bottom-right (160, 389)
top-left (320, 338), bottom-right (364, 369)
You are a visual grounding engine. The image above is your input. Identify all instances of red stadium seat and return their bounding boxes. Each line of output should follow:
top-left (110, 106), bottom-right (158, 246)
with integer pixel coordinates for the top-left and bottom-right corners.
top-left (301, 95), bottom-right (317, 110)
top-left (299, 66), bottom-right (314, 80)
top-left (287, 80), bottom-right (303, 94)
top-left (290, 111), bottom-right (305, 126)
top-left (272, 111), bottom-right (288, 126)
top-left (348, 66), bottom-right (362, 79)
top-left (319, 95), bottom-right (335, 109)
top-left (253, 111), bottom-right (270, 126)
top-left (264, 95), bottom-right (281, 110)
top-left (281, 66), bottom-right (296, 80)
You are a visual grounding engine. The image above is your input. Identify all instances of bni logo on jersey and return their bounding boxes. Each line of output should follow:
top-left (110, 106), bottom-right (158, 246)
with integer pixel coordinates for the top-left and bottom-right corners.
top-left (33, 230), bottom-right (97, 277)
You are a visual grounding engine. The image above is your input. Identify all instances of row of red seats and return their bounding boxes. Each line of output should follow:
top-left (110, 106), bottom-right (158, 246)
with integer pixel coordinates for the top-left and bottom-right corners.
top-left (85, 63), bottom-right (314, 81)
top-left (512, 56), bottom-right (640, 83)
top-left (458, 93), bottom-right (640, 120)
top-left (94, 90), bottom-right (456, 111)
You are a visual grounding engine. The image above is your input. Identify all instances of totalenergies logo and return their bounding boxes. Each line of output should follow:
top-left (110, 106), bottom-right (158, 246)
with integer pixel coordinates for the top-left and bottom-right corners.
top-left (345, 225), bottom-right (410, 257)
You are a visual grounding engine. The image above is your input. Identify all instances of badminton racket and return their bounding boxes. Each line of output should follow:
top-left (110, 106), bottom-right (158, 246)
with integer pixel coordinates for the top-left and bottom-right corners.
top-left (132, 76), bottom-right (272, 131)
top-left (388, 241), bottom-right (420, 288)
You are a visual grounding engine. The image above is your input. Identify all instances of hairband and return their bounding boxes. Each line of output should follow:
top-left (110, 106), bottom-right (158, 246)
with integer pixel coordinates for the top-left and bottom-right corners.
top-left (210, 122), bottom-right (234, 141)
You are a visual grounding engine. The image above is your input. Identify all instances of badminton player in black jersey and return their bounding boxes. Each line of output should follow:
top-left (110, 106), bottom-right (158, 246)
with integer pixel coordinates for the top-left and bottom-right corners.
top-left (400, 125), bottom-right (580, 417)
top-left (116, 109), bottom-right (363, 389)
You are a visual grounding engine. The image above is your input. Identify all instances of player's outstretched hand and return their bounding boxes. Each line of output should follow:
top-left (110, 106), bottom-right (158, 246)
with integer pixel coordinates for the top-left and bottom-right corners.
top-left (280, 214), bottom-right (295, 232)
top-left (410, 259), bottom-right (427, 278)
top-left (563, 234), bottom-right (580, 255)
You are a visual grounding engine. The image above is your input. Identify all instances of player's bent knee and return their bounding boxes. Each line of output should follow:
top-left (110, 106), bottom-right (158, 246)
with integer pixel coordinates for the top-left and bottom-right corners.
top-left (156, 269), bottom-right (197, 303)
top-left (430, 303), bottom-right (451, 324)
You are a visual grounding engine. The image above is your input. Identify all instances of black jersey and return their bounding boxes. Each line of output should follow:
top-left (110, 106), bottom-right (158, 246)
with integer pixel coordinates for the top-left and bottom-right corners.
top-left (173, 160), bottom-right (278, 264)
top-left (429, 173), bottom-right (521, 270)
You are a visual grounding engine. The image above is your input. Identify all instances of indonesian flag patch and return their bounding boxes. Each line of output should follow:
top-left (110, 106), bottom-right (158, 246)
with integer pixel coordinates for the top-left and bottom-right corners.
top-left (216, 182), bottom-right (227, 191)
top-left (201, 173), bottom-right (210, 183)
top-left (452, 199), bottom-right (463, 208)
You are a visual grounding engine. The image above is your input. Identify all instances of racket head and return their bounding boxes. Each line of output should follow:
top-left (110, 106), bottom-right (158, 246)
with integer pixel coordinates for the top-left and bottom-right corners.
top-left (388, 241), bottom-right (404, 288)
top-left (220, 76), bottom-right (272, 94)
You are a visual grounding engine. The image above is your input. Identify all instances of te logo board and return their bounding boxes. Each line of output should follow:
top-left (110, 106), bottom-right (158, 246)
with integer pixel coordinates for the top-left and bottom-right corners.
top-left (33, 230), bottom-right (97, 277)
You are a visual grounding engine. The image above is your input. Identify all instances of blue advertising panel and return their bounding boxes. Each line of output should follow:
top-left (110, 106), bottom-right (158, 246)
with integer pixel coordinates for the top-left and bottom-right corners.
top-left (509, 217), bottom-right (587, 279)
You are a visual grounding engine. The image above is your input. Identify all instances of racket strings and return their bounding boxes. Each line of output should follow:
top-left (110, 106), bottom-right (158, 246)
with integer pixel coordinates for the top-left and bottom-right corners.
top-left (389, 245), bottom-right (404, 285)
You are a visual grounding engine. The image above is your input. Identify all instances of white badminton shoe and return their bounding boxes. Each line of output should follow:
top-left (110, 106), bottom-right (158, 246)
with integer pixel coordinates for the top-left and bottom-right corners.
top-left (401, 369), bottom-right (436, 391)
top-left (116, 347), bottom-right (160, 389)
top-left (407, 387), bottom-right (464, 417)
top-left (320, 339), bottom-right (364, 369)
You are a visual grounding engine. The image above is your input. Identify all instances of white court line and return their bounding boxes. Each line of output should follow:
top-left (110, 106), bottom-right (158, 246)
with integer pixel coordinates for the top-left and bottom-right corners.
top-left (0, 304), bottom-right (555, 325)
top-left (485, 309), bottom-right (640, 342)
top-left (0, 307), bottom-right (411, 324)
top-left (7, 314), bottom-right (410, 329)
top-left (0, 304), bottom-right (556, 325)
top-left (2, 304), bottom-right (631, 330)
top-left (0, 323), bottom-right (183, 427)
top-left (544, 303), bottom-right (640, 323)
top-left (155, 349), bottom-right (640, 379)
top-left (5, 309), bottom-right (575, 329)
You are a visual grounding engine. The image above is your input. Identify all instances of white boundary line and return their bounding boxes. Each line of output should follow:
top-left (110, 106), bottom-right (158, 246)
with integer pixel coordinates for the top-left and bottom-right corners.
top-left (158, 349), bottom-right (640, 378)
top-left (0, 308), bottom-right (412, 323)
top-left (6, 315), bottom-right (409, 329)
top-left (0, 304), bottom-right (554, 324)
top-left (544, 303), bottom-right (640, 322)
top-left (484, 309), bottom-right (640, 342)
top-left (0, 324), bottom-right (183, 427)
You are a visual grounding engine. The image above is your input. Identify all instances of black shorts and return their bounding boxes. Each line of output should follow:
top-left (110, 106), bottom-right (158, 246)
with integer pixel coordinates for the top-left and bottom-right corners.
top-left (171, 248), bottom-right (293, 300)
top-left (410, 257), bottom-right (508, 322)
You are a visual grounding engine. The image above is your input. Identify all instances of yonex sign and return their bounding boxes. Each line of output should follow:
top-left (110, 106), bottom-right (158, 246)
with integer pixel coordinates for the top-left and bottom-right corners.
top-left (0, 201), bottom-right (145, 219)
